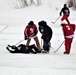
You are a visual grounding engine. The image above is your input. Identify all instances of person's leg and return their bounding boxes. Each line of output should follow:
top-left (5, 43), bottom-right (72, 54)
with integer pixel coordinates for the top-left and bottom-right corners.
top-left (61, 16), bottom-right (65, 21)
top-left (26, 39), bottom-right (31, 46)
top-left (65, 43), bottom-right (69, 54)
top-left (61, 16), bottom-right (70, 24)
top-left (68, 38), bottom-right (73, 54)
top-left (43, 41), bottom-right (50, 52)
top-left (64, 38), bottom-right (73, 54)
top-left (34, 36), bottom-right (42, 51)
top-left (30, 44), bottom-right (39, 52)
top-left (65, 16), bottom-right (70, 24)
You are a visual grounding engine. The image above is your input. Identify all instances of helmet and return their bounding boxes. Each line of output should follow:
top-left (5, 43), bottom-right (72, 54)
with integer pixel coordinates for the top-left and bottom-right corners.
top-left (64, 4), bottom-right (67, 7)
top-left (11, 45), bottom-right (16, 49)
top-left (28, 21), bottom-right (34, 26)
top-left (38, 20), bottom-right (47, 26)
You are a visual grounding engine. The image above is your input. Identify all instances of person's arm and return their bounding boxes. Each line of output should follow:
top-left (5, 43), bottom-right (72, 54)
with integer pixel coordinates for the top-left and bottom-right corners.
top-left (6, 46), bottom-right (16, 53)
top-left (59, 9), bottom-right (63, 16)
top-left (71, 24), bottom-right (76, 32)
top-left (68, 8), bottom-right (70, 16)
top-left (24, 26), bottom-right (28, 40)
top-left (34, 25), bottom-right (38, 36)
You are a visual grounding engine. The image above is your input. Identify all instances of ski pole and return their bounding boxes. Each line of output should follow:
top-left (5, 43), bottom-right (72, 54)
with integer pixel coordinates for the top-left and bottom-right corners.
top-left (0, 25), bottom-right (9, 33)
top-left (41, 38), bottom-right (43, 48)
top-left (15, 39), bottom-right (24, 46)
top-left (52, 16), bottom-right (60, 24)
top-left (54, 41), bottom-right (64, 53)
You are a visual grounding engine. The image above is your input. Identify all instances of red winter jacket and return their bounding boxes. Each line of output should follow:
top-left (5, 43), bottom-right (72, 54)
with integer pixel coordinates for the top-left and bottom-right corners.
top-left (24, 24), bottom-right (37, 37)
top-left (62, 24), bottom-right (75, 36)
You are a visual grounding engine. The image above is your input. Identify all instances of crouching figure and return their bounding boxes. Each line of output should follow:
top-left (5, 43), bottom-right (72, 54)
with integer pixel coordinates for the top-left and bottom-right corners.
top-left (38, 20), bottom-right (53, 53)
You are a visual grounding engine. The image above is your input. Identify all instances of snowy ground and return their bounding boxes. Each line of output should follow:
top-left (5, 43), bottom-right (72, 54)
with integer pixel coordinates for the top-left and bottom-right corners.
top-left (0, 0), bottom-right (76, 75)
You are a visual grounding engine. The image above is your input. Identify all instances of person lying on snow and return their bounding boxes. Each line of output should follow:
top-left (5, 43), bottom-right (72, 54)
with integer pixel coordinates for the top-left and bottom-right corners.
top-left (6, 44), bottom-right (41, 54)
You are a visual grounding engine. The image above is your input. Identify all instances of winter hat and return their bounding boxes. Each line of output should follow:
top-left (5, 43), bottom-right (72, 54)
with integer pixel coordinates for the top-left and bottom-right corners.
top-left (38, 20), bottom-right (47, 26)
top-left (28, 21), bottom-right (34, 26)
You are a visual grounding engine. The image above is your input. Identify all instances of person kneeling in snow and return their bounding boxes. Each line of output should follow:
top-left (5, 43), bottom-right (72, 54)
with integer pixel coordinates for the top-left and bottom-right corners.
top-left (6, 44), bottom-right (40, 54)
top-left (38, 20), bottom-right (53, 53)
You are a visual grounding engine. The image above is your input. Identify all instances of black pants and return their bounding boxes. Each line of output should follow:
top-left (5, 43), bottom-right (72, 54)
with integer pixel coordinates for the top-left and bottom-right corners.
top-left (43, 41), bottom-right (51, 52)
top-left (42, 36), bottom-right (51, 52)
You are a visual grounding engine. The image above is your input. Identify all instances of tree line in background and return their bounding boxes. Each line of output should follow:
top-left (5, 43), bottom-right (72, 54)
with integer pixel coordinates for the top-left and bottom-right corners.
top-left (10, 0), bottom-right (76, 10)
top-left (67, 0), bottom-right (76, 10)
top-left (13, 0), bottom-right (41, 9)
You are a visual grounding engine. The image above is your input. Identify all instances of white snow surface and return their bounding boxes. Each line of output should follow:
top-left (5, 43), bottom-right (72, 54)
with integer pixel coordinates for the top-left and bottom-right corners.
top-left (0, 0), bottom-right (76, 75)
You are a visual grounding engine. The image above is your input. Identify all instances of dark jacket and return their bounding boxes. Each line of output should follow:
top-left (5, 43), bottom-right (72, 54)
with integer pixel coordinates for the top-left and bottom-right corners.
top-left (60, 6), bottom-right (70, 16)
top-left (6, 44), bottom-right (39, 54)
top-left (38, 21), bottom-right (53, 43)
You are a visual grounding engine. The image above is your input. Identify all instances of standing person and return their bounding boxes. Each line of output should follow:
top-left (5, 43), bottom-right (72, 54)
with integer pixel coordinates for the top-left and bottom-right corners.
top-left (59, 4), bottom-right (70, 24)
top-left (38, 20), bottom-right (53, 53)
top-left (24, 21), bottom-right (42, 52)
top-left (61, 21), bottom-right (76, 54)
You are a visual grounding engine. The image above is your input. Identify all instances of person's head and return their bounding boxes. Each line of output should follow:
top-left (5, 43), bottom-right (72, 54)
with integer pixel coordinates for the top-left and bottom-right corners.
top-left (64, 4), bottom-right (67, 7)
top-left (11, 45), bottom-right (16, 49)
top-left (28, 21), bottom-right (34, 26)
top-left (38, 20), bottom-right (47, 27)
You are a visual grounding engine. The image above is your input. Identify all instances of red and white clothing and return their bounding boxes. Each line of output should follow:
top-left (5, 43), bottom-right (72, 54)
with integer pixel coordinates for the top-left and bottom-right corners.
top-left (61, 15), bottom-right (70, 24)
top-left (62, 24), bottom-right (76, 54)
top-left (24, 24), bottom-right (37, 39)
top-left (62, 24), bottom-right (75, 37)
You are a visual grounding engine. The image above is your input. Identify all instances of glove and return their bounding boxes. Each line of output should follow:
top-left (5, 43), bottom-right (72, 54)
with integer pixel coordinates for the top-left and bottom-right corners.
top-left (40, 29), bottom-right (44, 34)
top-left (24, 36), bottom-right (28, 40)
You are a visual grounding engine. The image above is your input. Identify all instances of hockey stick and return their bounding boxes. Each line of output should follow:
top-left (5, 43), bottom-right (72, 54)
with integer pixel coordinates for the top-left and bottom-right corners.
top-left (51, 46), bottom-right (55, 52)
top-left (52, 16), bottom-right (60, 24)
top-left (0, 25), bottom-right (9, 33)
top-left (15, 39), bottom-right (24, 46)
top-left (54, 41), bottom-right (64, 53)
